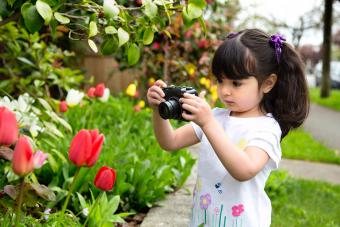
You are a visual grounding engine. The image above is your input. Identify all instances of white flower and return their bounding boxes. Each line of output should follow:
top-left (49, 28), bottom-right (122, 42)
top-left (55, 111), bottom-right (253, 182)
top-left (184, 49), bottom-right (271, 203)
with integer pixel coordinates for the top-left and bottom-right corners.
top-left (30, 124), bottom-right (43, 138)
top-left (82, 208), bottom-right (89, 216)
top-left (98, 88), bottom-right (110, 102)
top-left (66, 89), bottom-right (84, 107)
top-left (43, 208), bottom-right (51, 220)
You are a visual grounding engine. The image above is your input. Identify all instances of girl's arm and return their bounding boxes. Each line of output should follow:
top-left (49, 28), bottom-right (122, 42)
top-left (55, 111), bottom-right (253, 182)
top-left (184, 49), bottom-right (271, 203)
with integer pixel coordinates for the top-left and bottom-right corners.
top-left (181, 93), bottom-right (269, 181)
top-left (152, 109), bottom-right (199, 151)
top-left (201, 119), bottom-right (269, 181)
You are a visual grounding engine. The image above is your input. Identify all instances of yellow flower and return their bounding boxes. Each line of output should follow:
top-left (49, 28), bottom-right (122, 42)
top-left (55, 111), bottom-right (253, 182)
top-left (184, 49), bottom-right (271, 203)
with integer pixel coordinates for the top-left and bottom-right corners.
top-left (138, 100), bottom-right (145, 108)
top-left (199, 77), bottom-right (207, 85)
top-left (126, 84), bottom-right (137, 97)
top-left (184, 63), bottom-right (196, 76)
top-left (205, 78), bottom-right (211, 89)
top-left (210, 85), bottom-right (218, 102)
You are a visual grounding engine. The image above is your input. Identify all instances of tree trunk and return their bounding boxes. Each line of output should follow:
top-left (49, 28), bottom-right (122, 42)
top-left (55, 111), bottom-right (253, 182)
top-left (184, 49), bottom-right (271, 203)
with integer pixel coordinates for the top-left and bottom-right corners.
top-left (320, 0), bottom-right (333, 98)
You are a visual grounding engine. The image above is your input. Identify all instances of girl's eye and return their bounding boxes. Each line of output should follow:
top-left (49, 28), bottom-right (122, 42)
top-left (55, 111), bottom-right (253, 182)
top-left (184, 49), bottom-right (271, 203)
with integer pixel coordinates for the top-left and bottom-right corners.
top-left (232, 81), bottom-right (242, 87)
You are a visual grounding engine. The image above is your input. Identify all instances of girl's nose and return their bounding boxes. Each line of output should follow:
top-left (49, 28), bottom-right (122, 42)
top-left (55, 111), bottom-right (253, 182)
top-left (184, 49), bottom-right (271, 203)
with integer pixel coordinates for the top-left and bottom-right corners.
top-left (220, 85), bottom-right (231, 96)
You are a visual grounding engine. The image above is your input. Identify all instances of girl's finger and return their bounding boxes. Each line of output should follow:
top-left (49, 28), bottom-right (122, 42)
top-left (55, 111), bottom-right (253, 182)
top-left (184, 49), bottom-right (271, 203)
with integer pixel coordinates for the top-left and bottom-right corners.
top-left (182, 112), bottom-right (194, 121)
top-left (182, 103), bottom-right (197, 113)
top-left (181, 98), bottom-right (199, 108)
top-left (154, 80), bottom-right (167, 88)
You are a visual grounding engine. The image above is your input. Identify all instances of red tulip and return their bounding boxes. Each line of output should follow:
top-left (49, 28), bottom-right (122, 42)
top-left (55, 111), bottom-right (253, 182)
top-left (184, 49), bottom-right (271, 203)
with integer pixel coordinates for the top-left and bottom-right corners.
top-left (12, 136), bottom-right (34, 176)
top-left (87, 87), bottom-right (96, 98)
top-left (0, 106), bottom-right (18, 146)
top-left (59, 101), bottom-right (68, 113)
top-left (94, 166), bottom-right (116, 191)
top-left (94, 83), bottom-right (105, 97)
top-left (68, 129), bottom-right (105, 167)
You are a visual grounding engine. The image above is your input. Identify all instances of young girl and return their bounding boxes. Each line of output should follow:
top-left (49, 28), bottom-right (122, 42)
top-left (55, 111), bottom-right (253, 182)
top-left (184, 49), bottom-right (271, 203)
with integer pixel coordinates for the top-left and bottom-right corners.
top-left (146, 28), bottom-right (309, 227)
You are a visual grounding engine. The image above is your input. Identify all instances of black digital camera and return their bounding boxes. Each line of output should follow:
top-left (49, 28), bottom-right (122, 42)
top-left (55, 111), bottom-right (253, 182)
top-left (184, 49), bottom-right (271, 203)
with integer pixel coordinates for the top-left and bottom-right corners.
top-left (158, 86), bottom-right (198, 121)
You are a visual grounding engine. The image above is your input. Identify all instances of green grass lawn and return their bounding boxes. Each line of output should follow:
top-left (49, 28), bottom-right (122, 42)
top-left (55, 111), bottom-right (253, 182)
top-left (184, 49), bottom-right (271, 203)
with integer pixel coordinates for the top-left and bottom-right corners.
top-left (309, 87), bottom-right (340, 111)
top-left (269, 171), bottom-right (340, 226)
top-left (281, 128), bottom-right (340, 164)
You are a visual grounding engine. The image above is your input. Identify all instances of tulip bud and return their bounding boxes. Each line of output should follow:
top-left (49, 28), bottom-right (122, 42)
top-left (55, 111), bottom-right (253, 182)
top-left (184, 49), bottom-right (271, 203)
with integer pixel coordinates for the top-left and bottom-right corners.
top-left (12, 136), bottom-right (34, 176)
top-left (94, 166), bottom-right (116, 191)
top-left (87, 87), bottom-right (96, 98)
top-left (94, 83), bottom-right (105, 97)
top-left (0, 106), bottom-right (18, 146)
top-left (59, 101), bottom-right (68, 113)
top-left (68, 129), bottom-right (105, 167)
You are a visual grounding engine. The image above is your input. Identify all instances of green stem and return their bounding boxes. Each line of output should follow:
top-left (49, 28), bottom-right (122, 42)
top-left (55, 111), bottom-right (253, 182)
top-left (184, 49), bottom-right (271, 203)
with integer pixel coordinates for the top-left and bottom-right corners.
top-left (82, 192), bottom-right (103, 227)
top-left (14, 177), bottom-right (25, 227)
top-left (61, 167), bottom-right (81, 216)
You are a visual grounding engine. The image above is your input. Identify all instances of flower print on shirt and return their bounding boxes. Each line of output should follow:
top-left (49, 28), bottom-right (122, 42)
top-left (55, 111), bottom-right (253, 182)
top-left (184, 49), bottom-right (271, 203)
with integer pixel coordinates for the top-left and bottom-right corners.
top-left (200, 193), bottom-right (211, 225)
top-left (232, 204), bottom-right (244, 216)
top-left (237, 138), bottom-right (247, 150)
top-left (200, 194), bottom-right (211, 209)
top-left (232, 204), bottom-right (245, 227)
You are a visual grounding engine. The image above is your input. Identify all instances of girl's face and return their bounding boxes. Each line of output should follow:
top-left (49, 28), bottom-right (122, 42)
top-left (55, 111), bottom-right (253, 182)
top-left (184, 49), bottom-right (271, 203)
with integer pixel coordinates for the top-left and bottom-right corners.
top-left (217, 76), bottom-right (265, 117)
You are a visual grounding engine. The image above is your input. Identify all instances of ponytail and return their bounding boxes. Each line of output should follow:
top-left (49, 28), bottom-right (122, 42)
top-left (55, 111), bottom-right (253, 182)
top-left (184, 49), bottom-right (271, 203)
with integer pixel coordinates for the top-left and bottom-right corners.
top-left (262, 43), bottom-right (310, 138)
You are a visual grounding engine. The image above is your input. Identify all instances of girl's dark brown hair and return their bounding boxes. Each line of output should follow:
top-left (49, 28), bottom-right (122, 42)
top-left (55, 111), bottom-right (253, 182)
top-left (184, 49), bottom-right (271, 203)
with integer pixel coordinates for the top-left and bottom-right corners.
top-left (212, 28), bottom-right (310, 138)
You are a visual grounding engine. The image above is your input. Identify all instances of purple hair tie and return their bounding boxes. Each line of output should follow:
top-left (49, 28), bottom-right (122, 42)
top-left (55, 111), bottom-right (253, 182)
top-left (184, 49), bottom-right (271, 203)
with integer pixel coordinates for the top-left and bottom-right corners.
top-left (269, 34), bottom-right (286, 63)
top-left (226, 32), bottom-right (239, 39)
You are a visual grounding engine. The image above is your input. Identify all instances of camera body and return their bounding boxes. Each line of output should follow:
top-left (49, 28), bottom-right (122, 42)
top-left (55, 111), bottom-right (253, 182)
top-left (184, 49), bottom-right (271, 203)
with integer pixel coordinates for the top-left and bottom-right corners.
top-left (158, 86), bottom-right (198, 121)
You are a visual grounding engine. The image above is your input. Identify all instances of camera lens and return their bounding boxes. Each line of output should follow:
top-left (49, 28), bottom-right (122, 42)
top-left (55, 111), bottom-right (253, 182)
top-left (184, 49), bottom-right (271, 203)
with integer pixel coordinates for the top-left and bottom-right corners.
top-left (159, 98), bottom-right (182, 119)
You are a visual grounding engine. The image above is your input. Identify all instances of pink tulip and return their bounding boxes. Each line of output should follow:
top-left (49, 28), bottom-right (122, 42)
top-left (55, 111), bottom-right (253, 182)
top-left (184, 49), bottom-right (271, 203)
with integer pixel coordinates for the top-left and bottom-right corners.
top-left (33, 150), bottom-right (48, 169)
top-left (59, 101), bottom-right (68, 113)
top-left (68, 129), bottom-right (105, 167)
top-left (0, 106), bottom-right (18, 146)
top-left (94, 83), bottom-right (105, 97)
top-left (12, 136), bottom-right (34, 176)
top-left (94, 166), bottom-right (116, 191)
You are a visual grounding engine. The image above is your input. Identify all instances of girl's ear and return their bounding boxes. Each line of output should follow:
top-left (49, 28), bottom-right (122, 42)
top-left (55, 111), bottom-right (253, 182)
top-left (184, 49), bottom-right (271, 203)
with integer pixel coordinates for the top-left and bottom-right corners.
top-left (262, 74), bottom-right (277, 93)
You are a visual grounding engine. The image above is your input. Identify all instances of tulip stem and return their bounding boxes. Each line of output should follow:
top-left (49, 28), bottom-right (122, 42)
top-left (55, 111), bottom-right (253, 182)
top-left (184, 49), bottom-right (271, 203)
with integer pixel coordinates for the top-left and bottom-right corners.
top-left (14, 178), bottom-right (25, 227)
top-left (61, 167), bottom-right (81, 216)
top-left (82, 191), bottom-right (103, 227)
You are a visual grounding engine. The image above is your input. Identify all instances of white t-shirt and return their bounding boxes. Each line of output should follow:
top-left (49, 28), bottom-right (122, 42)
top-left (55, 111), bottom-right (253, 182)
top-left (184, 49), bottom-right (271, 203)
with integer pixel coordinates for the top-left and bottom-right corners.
top-left (190, 108), bottom-right (282, 227)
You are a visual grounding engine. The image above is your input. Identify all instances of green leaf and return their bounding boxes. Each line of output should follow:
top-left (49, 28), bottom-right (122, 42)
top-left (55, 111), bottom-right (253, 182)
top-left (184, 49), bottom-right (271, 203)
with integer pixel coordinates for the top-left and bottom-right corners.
top-left (38, 98), bottom-right (53, 111)
top-left (144, 0), bottom-right (158, 19)
top-left (189, 0), bottom-right (206, 9)
top-left (198, 16), bottom-right (207, 35)
top-left (54, 12), bottom-right (70, 24)
top-left (103, 0), bottom-right (120, 18)
top-left (17, 57), bottom-right (36, 67)
top-left (105, 26), bottom-right (117, 34)
top-left (187, 3), bottom-right (202, 19)
top-left (88, 39), bottom-right (98, 53)
top-left (143, 28), bottom-right (154, 45)
top-left (77, 192), bottom-right (87, 209)
top-left (118, 27), bottom-right (129, 47)
top-left (44, 122), bottom-right (64, 138)
top-left (101, 38), bottom-right (118, 55)
top-left (30, 183), bottom-right (56, 201)
top-left (182, 8), bottom-right (196, 28)
top-left (36, 0), bottom-right (53, 24)
top-left (127, 43), bottom-right (140, 66)
top-left (89, 21), bottom-right (98, 38)
top-left (163, 30), bottom-right (172, 39)
top-left (21, 3), bottom-right (44, 33)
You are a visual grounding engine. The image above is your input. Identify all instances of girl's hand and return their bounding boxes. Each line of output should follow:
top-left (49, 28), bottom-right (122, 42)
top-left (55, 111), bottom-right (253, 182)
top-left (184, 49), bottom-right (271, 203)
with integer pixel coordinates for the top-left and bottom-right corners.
top-left (180, 91), bottom-right (213, 128)
top-left (147, 80), bottom-right (167, 110)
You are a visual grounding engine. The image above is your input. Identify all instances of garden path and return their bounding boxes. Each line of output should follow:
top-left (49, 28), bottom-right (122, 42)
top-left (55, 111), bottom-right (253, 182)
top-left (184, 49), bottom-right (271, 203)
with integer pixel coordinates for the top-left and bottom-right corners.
top-left (141, 104), bottom-right (340, 227)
